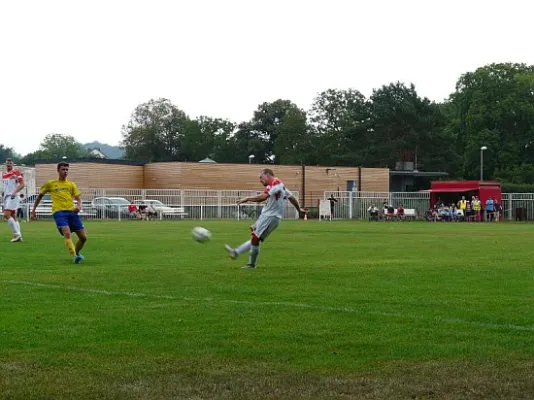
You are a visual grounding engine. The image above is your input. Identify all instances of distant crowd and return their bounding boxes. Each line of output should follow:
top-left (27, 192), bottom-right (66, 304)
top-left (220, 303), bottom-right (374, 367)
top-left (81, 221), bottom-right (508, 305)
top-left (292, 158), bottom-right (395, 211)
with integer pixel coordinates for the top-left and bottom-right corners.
top-left (365, 195), bottom-right (502, 222)
top-left (426, 195), bottom-right (502, 222)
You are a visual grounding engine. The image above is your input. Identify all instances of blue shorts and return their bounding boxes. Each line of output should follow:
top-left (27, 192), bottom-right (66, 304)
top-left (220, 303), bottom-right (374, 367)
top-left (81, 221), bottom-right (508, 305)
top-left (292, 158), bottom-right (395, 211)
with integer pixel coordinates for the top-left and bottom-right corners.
top-left (53, 210), bottom-right (85, 235)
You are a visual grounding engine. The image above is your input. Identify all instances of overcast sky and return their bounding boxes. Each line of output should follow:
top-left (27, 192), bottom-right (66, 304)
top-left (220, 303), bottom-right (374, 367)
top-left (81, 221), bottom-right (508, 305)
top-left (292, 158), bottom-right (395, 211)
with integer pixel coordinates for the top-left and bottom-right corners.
top-left (1, 0), bottom-right (533, 156)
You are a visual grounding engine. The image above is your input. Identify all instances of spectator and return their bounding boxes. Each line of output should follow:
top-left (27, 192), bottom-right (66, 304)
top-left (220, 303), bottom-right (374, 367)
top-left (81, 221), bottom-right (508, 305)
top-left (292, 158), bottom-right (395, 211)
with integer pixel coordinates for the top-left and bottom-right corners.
top-left (147, 204), bottom-right (157, 220)
top-left (386, 204), bottom-right (395, 221)
top-left (472, 196), bottom-right (481, 222)
top-left (494, 199), bottom-right (502, 222)
top-left (458, 196), bottom-right (468, 213)
top-left (17, 193), bottom-right (24, 219)
top-left (368, 205), bottom-right (379, 221)
top-left (138, 201), bottom-right (148, 220)
top-left (128, 203), bottom-right (139, 219)
top-left (396, 204), bottom-right (405, 220)
top-left (328, 194), bottom-right (338, 218)
top-left (485, 197), bottom-right (495, 222)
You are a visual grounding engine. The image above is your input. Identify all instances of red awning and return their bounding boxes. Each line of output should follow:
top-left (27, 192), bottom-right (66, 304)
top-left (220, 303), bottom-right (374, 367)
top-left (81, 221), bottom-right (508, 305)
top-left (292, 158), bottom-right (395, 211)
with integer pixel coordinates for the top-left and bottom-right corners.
top-left (430, 188), bottom-right (474, 193)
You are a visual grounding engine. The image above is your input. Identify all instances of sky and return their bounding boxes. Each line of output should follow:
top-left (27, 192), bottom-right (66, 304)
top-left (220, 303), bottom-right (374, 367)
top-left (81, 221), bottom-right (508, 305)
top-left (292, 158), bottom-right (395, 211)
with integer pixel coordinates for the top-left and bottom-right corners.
top-left (1, 0), bottom-right (533, 156)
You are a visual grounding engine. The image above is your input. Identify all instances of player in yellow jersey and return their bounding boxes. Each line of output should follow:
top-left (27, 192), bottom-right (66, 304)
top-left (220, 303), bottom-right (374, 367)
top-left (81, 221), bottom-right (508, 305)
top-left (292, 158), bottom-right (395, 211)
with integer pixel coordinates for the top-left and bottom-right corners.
top-left (31, 162), bottom-right (88, 264)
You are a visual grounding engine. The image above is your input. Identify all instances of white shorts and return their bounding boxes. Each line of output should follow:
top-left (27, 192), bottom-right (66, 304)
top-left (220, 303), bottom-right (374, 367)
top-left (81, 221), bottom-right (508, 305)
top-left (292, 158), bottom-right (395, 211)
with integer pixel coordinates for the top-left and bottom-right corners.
top-left (3, 195), bottom-right (20, 212)
top-left (251, 214), bottom-right (281, 242)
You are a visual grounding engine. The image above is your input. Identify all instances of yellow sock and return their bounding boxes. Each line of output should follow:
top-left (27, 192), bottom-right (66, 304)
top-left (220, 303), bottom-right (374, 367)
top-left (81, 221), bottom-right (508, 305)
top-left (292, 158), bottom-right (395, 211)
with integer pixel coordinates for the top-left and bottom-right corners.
top-left (64, 238), bottom-right (76, 257)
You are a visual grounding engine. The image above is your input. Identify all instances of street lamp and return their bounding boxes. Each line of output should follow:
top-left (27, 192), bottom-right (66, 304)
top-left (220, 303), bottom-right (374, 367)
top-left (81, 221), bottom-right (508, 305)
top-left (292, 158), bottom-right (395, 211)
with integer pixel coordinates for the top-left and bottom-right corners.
top-left (248, 154), bottom-right (255, 164)
top-left (480, 146), bottom-right (487, 181)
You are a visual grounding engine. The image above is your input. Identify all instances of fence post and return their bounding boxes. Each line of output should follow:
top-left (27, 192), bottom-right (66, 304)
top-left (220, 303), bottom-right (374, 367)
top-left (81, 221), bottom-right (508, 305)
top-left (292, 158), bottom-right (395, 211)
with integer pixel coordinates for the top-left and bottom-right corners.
top-left (237, 204), bottom-right (240, 221)
top-left (349, 191), bottom-right (353, 219)
top-left (200, 205), bottom-right (203, 221)
top-left (508, 194), bottom-right (513, 221)
top-left (217, 191), bottom-right (222, 218)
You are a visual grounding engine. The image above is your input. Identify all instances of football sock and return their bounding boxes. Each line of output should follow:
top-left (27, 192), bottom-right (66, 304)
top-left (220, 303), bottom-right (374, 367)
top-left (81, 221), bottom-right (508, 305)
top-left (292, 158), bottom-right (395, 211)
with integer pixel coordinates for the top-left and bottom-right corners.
top-left (236, 240), bottom-right (251, 255)
top-left (75, 240), bottom-right (85, 255)
top-left (249, 245), bottom-right (260, 266)
top-left (15, 221), bottom-right (21, 235)
top-left (7, 217), bottom-right (18, 234)
top-left (64, 238), bottom-right (76, 257)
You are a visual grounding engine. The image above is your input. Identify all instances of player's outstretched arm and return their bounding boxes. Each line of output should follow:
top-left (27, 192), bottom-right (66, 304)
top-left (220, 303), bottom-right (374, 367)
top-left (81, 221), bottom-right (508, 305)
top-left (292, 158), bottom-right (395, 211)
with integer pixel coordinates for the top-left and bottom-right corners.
top-left (288, 195), bottom-right (303, 214)
top-left (237, 192), bottom-right (269, 205)
top-left (31, 193), bottom-right (45, 219)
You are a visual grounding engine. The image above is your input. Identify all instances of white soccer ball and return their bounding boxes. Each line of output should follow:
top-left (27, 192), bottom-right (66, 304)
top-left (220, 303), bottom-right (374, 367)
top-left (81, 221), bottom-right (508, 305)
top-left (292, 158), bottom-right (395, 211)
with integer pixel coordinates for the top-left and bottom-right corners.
top-left (192, 226), bottom-right (211, 243)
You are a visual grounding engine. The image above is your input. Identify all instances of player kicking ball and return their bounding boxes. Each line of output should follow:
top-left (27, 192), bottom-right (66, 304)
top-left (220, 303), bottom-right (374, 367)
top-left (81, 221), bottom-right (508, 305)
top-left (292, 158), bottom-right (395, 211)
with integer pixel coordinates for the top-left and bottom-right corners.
top-left (225, 168), bottom-right (303, 269)
top-left (31, 162), bottom-right (88, 264)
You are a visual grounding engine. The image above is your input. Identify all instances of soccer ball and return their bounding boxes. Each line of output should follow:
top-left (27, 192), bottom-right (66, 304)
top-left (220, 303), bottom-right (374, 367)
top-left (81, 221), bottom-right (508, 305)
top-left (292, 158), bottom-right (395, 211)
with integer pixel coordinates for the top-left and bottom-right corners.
top-left (192, 226), bottom-right (211, 243)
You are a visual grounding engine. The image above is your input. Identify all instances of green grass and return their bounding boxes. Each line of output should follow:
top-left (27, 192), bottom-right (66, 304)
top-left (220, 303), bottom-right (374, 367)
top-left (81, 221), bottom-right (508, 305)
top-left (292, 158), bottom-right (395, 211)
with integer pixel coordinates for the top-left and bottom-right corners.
top-left (1, 220), bottom-right (534, 399)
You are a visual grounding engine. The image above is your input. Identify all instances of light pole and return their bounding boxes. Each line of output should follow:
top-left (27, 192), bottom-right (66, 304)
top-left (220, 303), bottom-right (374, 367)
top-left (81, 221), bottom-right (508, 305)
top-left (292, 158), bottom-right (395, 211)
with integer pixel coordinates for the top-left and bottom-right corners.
top-left (248, 154), bottom-right (255, 164)
top-left (480, 146), bottom-right (487, 181)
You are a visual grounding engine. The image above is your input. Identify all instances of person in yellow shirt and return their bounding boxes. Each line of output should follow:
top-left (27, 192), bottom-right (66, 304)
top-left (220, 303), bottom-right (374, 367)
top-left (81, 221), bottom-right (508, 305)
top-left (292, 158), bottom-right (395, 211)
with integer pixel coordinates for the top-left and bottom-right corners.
top-left (31, 162), bottom-right (88, 264)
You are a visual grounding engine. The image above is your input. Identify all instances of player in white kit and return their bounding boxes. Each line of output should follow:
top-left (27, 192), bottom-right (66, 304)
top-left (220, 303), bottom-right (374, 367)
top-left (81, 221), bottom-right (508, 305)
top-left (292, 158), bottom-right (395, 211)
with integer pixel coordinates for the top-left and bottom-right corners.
top-left (2, 158), bottom-right (25, 242)
top-left (225, 168), bottom-right (303, 269)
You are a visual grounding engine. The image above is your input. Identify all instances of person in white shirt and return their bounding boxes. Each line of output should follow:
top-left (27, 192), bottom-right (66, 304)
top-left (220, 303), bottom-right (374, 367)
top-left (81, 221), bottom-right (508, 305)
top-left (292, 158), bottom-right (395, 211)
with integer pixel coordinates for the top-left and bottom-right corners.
top-left (2, 158), bottom-right (25, 242)
top-left (225, 168), bottom-right (303, 269)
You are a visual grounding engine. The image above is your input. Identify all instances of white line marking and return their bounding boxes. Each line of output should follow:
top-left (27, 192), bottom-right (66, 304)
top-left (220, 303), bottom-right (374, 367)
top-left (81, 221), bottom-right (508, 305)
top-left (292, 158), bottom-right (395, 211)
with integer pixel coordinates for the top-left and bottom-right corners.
top-left (3, 280), bottom-right (534, 332)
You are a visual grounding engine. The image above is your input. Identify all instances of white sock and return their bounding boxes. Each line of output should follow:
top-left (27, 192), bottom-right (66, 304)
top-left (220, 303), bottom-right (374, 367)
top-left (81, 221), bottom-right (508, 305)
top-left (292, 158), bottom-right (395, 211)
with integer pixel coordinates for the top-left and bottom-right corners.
top-left (15, 221), bottom-right (21, 235)
top-left (7, 217), bottom-right (18, 234)
top-left (249, 245), bottom-right (260, 266)
top-left (235, 240), bottom-right (252, 255)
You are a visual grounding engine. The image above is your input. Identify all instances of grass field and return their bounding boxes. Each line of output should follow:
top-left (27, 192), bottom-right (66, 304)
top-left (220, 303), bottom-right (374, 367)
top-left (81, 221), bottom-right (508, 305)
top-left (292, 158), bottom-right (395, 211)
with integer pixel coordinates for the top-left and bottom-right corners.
top-left (1, 219), bottom-right (534, 399)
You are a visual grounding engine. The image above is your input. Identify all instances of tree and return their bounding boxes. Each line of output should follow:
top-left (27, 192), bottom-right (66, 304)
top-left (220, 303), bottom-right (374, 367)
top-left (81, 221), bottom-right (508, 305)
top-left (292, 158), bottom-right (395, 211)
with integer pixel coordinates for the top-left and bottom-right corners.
top-left (121, 98), bottom-right (190, 161)
top-left (38, 134), bottom-right (90, 159)
top-left (19, 150), bottom-right (51, 166)
top-left (0, 144), bottom-right (18, 162)
top-left (236, 99), bottom-right (308, 164)
top-left (369, 82), bottom-right (448, 170)
top-left (309, 89), bottom-right (370, 166)
top-left (180, 116), bottom-right (237, 162)
top-left (16, 134), bottom-right (89, 166)
top-left (448, 63), bottom-right (534, 180)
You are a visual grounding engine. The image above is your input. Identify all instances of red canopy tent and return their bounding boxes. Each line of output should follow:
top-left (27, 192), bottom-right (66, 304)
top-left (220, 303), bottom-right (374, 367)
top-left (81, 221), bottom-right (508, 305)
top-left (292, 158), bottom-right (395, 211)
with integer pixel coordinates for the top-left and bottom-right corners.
top-left (429, 180), bottom-right (501, 208)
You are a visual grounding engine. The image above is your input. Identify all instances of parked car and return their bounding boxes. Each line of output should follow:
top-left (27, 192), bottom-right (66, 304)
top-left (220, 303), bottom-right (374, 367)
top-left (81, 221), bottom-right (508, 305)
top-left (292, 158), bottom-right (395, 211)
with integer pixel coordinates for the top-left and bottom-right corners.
top-left (133, 199), bottom-right (175, 214)
top-left (91, 197), bottom-right (131, 219)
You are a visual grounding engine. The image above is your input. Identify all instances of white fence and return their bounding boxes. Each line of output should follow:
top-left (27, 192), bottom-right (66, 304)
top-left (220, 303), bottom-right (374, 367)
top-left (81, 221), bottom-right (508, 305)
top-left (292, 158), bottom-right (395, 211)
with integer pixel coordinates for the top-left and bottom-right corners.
top-left (12, 188), bottom-right (534, 222)
top-left (323, 191), bottom-right (534, 221)
top-left (20, 188), bottom-right (300, 221)
top-left (323, 191), bottom-right (431, 220)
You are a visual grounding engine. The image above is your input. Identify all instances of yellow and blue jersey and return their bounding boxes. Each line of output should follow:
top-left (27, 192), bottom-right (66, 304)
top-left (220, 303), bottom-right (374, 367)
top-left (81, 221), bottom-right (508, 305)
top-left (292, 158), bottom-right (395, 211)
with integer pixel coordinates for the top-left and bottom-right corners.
top-left (40, 179), bottom-right (81, 214)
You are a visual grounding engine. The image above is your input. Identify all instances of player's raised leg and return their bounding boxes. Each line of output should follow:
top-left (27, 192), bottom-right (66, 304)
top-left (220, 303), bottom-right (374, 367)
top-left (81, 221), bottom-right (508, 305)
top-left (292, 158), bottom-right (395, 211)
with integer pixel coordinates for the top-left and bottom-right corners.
top-left (225, 240), bottom-right (251, 260)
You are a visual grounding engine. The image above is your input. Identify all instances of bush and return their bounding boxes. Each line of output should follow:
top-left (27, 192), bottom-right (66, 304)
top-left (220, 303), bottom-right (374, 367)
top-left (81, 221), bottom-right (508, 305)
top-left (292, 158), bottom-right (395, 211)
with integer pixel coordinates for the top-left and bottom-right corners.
top-left (501, 182), bottom-right (534, 193)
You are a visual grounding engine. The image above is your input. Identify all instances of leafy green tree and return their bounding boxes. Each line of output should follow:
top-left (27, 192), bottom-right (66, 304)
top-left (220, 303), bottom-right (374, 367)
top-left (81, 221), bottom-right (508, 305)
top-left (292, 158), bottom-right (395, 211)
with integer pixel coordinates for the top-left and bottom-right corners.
top-left (237, 99), bottom-right (307, 164)
top-left (181, 116), bottom-right (236, 162)
top-left (38, 134), bottom-right (90, 159)
top-left (19, 150), bottom-right (51, 166)
top-left (368, 82), bottom-right (450, 172)
top-left (0, 144), bottom-right (18, 162)
top-left (448, 63), bottom-right (534, 180)
top-left (121, 98), bottom-right (190, 161)
top-left (309, 89), bottom-right (370, 166)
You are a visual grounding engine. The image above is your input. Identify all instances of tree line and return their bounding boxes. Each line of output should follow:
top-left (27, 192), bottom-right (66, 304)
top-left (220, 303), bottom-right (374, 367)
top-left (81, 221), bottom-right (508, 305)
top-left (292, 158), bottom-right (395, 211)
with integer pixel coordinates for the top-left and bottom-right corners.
top-left (2, 62), bottom-right (533, 191)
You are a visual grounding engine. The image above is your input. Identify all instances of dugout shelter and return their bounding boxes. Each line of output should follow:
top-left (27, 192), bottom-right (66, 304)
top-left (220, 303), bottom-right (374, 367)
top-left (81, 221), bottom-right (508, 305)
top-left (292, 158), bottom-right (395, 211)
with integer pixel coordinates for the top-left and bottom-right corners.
top-left (429, 180), bottom-right (502, 208)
